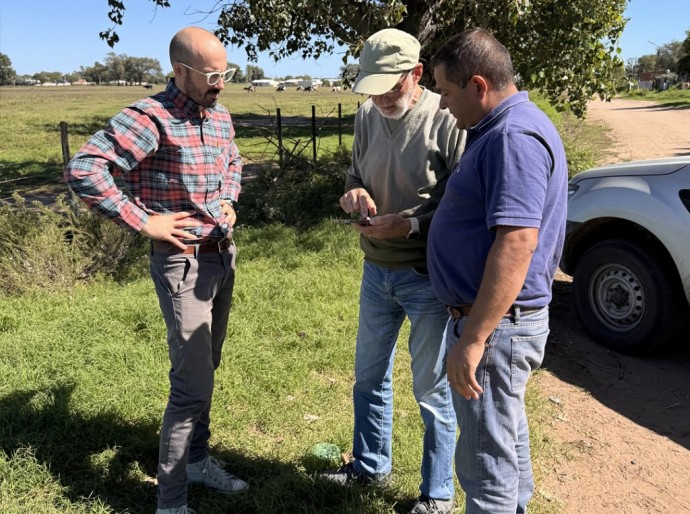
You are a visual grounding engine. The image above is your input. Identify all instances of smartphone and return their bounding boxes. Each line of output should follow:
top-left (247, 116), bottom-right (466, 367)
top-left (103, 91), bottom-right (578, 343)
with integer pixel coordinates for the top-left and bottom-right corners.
top-left (337, 218), bottom-right (371, 225)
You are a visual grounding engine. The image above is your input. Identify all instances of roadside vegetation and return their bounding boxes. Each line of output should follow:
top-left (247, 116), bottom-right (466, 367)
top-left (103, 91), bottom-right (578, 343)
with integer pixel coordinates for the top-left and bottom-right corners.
top-left (623, 87), bottom-right (690, 108)
top-left (0, 84), bottom-right (599, 513)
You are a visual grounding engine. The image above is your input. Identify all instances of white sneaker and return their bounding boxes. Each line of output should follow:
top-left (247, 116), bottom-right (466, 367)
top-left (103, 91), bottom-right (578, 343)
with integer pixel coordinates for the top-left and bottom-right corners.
top-left (155, 506), bottom-right (196, 514)
top-left (187, 456), bottom-right (248, 494)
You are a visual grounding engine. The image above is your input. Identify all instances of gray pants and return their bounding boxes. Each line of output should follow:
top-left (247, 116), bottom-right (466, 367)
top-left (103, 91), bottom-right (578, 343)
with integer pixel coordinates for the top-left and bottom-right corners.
top-left (149, 243), bottom-right (236, 509)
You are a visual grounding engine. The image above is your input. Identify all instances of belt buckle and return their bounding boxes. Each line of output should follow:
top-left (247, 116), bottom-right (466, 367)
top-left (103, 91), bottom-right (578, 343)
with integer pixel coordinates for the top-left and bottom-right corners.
top-left (447, 306), bottom-right (462, 320)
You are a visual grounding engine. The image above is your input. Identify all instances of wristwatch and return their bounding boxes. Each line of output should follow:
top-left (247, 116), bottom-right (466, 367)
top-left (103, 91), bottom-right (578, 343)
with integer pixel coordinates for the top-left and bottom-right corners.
top-left (406, 217), bottom-right (421, 240)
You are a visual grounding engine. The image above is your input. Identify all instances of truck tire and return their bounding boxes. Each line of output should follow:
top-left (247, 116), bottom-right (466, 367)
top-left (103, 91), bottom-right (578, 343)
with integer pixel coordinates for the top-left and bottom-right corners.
top-left (572, 239), bottom-right (687, 354)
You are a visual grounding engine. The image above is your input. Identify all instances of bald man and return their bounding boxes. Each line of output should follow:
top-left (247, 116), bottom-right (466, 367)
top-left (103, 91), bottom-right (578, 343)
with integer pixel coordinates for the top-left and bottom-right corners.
top-left (65, 27), bottom-right (246, 514)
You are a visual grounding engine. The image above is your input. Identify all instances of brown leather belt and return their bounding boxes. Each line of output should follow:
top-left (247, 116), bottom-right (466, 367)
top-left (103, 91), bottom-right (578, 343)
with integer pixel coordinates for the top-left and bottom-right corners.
top-left (151, 238), bottom-right (232, 255)
top-left (447, 304), bottom-right (542, 320)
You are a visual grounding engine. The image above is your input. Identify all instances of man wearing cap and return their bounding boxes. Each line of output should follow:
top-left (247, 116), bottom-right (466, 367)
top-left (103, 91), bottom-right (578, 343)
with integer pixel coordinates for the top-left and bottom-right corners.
top-left (321, 28), bottom-right (465, 514)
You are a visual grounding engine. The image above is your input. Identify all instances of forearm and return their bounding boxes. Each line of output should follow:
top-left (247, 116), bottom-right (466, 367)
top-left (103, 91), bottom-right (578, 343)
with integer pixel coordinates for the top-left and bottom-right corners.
top-left (221, 141), bottom-right (242, 202)
top-left (65, 152), bottom-right (148, 233)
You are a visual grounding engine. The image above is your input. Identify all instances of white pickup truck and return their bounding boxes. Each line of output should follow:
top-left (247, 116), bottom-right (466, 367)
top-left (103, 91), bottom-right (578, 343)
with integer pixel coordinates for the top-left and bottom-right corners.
top-left (560, 156), bottom-right (690, 354)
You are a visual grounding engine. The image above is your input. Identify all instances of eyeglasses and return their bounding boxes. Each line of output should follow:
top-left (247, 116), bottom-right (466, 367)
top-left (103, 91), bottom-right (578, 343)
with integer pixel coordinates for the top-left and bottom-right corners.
top-left (375, 70), bottom-right (413, 96)
top-left (177, 62), bottom-right (236, 86)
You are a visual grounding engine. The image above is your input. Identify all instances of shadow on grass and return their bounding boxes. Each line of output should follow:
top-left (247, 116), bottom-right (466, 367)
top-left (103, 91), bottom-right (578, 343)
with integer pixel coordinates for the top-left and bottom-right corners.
top-left (49, 117), bottom-right (114, 137)
top-left (0, 161), bottom-right (62, 181)
top-left (0, 384), bottom-right (410, 513)
top-left (0, 383), bottom-right (159, 511)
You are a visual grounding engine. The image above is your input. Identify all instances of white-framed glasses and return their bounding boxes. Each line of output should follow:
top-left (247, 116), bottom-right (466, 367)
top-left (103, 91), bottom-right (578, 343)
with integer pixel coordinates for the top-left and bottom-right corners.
top-left (178, 62), bottom-right (236, 86)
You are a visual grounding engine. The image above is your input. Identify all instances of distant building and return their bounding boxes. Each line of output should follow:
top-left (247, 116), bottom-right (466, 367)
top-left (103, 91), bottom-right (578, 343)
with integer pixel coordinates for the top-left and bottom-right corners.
top-left (636, 70), bottom-right (675, 91)
top-left (17, 78), bottom-right (40, 86)
top-left (298, 79), bottom-right (322, 88)
top-left (251, 79), bottom-right (279, 87)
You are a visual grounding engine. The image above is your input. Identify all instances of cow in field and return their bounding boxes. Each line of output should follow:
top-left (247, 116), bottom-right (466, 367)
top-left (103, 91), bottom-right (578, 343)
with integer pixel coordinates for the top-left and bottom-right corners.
top-left (331, 86), bottom-right (341, 93)
top-left (143, 84), bottom-right (153, 90)
top-left (276, 85), bottom-right (286, 92)
top-left (244, 85), bottom-right (256, 93)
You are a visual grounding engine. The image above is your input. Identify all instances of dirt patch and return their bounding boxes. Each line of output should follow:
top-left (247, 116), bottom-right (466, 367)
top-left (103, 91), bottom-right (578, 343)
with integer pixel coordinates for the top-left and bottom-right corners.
top-left (584, 98), bottom-right (690, 163)
top-left (535, 99), bottom-right (690, 514)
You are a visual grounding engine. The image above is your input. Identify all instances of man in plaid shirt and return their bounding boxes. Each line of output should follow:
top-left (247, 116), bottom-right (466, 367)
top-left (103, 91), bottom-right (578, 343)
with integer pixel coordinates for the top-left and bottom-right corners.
top-left (65, 27), bottom-right (246, 514)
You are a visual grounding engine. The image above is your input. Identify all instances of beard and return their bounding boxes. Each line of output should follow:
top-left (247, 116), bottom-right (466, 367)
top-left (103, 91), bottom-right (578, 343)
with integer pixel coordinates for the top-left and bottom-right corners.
top-left (184, 75), bottom-right (221, 108)
top-left (202, 89), bottom-right (221, 108)
top-left (372, 86), bottom-right (416, 120)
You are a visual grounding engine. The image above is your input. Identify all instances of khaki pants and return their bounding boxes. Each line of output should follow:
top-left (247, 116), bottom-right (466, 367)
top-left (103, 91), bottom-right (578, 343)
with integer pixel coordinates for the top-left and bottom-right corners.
top-left (149, 243), bottom-right (236, 509)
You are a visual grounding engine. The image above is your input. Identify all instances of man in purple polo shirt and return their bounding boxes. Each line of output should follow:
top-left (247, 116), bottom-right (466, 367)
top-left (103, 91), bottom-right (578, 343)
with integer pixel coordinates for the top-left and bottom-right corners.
top-left (427, 29), bottom-right (568, 513)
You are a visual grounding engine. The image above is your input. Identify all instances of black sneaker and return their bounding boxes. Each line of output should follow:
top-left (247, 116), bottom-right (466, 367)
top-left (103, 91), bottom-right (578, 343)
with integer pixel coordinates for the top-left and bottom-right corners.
top-left (319, 460), bottom-right (391, 486)
top-left (408, 495), bottom-right (454, 514)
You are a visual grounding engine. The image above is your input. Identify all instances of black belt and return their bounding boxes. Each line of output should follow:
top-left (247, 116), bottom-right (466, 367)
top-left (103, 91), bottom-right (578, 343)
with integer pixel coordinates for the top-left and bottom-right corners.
top-left (447, 304), bottom-right (542, 320)
top-left (151, 238), bottom-right (232, 255)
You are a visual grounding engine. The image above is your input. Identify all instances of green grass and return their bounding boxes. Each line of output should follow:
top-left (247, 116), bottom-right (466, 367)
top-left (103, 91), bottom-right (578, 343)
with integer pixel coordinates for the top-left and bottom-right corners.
top-left (531, 93), bottom-right (608, 176)
top-left (0, 222), bottom-right (563, 514)
top-left (622, 87), bottom-right (690, 108)
top-left (0, 84), bottom-right (361, 198)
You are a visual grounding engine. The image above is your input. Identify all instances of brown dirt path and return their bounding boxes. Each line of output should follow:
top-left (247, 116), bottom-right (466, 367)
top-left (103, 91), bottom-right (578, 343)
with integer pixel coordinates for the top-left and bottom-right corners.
top-left (533, 98), bottom-right (690, 514)
top-left (584, 98), bottom-right (690, 163)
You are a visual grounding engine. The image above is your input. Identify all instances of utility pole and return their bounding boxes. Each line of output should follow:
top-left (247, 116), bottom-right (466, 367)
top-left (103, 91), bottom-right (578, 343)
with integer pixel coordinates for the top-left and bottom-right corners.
top-left (648, 40), bottom-right (661, 90)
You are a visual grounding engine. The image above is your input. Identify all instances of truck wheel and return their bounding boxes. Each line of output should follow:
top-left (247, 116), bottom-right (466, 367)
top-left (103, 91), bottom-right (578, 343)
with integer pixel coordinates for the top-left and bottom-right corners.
top-left (572, 239), bottom-right (687, 354)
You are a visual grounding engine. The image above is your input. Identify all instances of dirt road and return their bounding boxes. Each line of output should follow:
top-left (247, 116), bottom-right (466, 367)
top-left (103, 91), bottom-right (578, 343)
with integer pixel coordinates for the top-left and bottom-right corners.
top-left (585, 98), bottom-right (690, 163)
top-left (535, 98), bottom-right (690, 514)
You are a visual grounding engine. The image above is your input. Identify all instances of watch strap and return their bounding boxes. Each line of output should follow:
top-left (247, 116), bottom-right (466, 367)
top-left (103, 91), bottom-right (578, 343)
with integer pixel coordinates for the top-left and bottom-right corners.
top-left (406, 217), bottom-right (420, 239)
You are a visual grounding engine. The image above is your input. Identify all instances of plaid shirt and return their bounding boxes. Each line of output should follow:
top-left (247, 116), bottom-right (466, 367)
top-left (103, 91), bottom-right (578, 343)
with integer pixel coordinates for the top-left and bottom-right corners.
top-left (65, 80), bottom-right (242, 239)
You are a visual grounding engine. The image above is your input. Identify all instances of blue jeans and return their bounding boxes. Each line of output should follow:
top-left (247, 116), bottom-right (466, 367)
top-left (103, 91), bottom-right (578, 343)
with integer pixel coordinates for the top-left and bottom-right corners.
top-left (446, 307), bottom-right (549, 514)
top-left (352, 261), bottom-right (456, 500)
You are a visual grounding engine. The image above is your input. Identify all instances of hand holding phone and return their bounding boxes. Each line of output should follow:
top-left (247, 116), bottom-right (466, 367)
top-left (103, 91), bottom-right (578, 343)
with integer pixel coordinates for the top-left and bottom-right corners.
top-left (337, 217), bottom-right (371, 226)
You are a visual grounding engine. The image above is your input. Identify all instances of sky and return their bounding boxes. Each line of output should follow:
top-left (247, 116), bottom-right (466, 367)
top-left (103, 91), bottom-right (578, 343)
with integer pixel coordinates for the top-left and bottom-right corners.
top-left (0, 0), bottom-right (689, 79)
top-left (0, 0), bottom-right (348, 78)
top-left (618, 0), bottom-right (690, 63)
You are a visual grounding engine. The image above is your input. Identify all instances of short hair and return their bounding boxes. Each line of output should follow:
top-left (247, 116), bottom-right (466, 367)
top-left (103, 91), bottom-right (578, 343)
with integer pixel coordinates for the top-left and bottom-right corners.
top-left (169, 31), bottom-right (193, 67)
top-left (431, 28), bottom-right (515, 90)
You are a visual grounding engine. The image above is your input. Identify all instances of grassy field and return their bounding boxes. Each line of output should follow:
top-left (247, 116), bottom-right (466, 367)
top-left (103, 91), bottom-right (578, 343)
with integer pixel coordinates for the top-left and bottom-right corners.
top-left (0, 84), bottom-right (589, 513)
top-left (623, 87), bottom-right (690, 107)
top-left (0, 84), bottom-right (362, 199)
top-left (0, 221), bottom-right (561, 514)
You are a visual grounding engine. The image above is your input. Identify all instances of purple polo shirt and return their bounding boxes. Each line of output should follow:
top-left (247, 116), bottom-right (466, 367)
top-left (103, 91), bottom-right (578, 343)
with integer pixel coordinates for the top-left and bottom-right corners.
top-left (427, 91), bottom-right (567, 308)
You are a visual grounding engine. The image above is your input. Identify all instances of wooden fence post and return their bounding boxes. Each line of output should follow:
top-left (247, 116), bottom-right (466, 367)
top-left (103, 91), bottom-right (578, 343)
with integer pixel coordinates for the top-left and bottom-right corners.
top-left (59, 121), bottom-right (78, 210)
top-left (59, 121), bottom-right (70, 169)
top-left (276, 107), bottom-right (284, 167)
top-left (338, 103), bottom-right (342, 147)
top-left (311, 105), bottom-right (317, 164)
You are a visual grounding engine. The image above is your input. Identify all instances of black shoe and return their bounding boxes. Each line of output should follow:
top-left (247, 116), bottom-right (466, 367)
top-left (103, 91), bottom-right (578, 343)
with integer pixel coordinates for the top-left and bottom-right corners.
top-left (408, 495), bottom-right (454, 514)
top-left (319, 460), bottom-right (391, 486)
